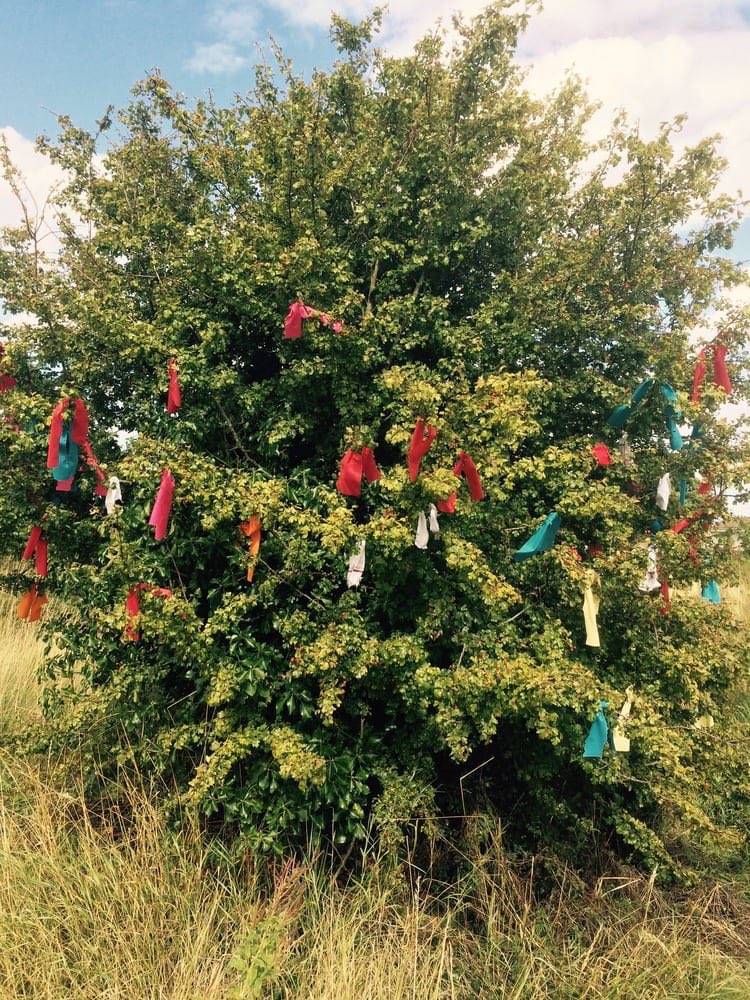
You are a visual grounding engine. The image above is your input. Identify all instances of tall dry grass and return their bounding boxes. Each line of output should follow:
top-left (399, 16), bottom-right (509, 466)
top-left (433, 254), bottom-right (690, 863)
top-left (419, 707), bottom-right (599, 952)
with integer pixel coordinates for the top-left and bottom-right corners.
top-left (0, 584), bottom-right (748, 998)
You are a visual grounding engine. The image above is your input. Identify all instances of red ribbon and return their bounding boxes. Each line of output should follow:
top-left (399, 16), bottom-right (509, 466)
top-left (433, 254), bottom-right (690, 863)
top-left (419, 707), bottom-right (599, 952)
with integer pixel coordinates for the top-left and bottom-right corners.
top-left (284, 301), bottom-right (313, 339)
top-left (407, 419), bottom-right (437, 481)
top-left (0, 343), bottom-right (16, 392)
top-left (47, 397), bottom-right (89, 469)
top-left (22, 526), bottom-right (48, 577)
top-left (82, 440), bottom-right (108, 496)
top-left (336, 447), bottom-right (381, 497)
top-left (284, 301), bottom-right (343, 339)
top-left (437, 450), bottom-right (484, 510)
top-left (125, 583), bottom-right (174, 641)
top-left (691, 338), bottom-right (732, 401)
top-left (167, 358), bottom-right (182, 414)
top-left (148, 468), bottom-right (175, 540)
top-left (592, 444), bottom-right (611, 466)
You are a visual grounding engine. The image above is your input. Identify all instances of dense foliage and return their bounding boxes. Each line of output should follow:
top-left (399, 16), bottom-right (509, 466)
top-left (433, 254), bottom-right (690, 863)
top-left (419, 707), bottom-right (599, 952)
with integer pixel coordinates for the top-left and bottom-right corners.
top-left (1, 4), bottom-right (749, 873)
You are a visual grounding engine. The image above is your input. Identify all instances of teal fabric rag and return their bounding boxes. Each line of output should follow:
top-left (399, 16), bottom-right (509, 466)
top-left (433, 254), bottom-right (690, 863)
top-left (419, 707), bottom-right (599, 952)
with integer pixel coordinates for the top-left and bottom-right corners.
top-left (661, 384), bottom-right (684, 451)
top-left (513, 512), bottom-right (561, 562)
top-left (52, 427), bottom-right (79, 481)
top-left (583, 701), bottom-right (610, 759)
top-left (606, 378), bottom-right (656, 430)
top-left (701, 579), bottom-right (720, 604)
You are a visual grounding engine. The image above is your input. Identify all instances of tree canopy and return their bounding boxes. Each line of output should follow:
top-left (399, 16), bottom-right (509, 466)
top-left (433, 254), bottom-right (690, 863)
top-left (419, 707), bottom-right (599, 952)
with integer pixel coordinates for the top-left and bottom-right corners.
top-left (1, 3), bottom-right (749, 873)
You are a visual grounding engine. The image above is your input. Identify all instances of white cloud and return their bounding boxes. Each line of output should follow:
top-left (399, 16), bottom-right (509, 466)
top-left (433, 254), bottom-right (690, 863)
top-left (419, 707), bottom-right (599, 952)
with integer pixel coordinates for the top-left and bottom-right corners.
top-left (186, 41), bottom-right (250, 74)
top-left (186, 2), bottom-right (261, 75)
top-left (0, 126), bottom-right (65, 246)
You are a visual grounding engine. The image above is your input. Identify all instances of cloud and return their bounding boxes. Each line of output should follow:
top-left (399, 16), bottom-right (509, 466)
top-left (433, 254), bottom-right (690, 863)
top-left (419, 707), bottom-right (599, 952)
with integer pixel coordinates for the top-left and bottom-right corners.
top-left (186, 40), bottom-right (250, 74)
top-left (520, 28), bottom-right (750, 205)
top-left (186, 2), bottom-right (260, 75)
top-left (0, 127), bottom-right (65, 243)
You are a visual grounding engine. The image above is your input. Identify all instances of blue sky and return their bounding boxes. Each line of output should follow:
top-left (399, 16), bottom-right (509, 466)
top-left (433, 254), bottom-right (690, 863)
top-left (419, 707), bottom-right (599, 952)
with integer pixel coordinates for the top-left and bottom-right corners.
top-left (0, 1), bottom-right (338, 140)
top-left (1, 0), bottom-right (749, 262)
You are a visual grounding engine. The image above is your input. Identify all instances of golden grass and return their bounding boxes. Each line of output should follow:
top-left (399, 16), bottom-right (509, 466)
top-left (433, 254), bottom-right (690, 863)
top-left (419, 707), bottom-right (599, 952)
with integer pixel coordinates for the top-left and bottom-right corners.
top-left (0, 585), bottom-right (748, 998)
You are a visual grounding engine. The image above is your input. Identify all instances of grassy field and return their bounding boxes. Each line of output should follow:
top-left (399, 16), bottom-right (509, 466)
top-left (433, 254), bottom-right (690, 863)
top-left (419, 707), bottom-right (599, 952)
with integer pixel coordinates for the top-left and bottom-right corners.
top-left (0, 587), bottom-right (749, 998)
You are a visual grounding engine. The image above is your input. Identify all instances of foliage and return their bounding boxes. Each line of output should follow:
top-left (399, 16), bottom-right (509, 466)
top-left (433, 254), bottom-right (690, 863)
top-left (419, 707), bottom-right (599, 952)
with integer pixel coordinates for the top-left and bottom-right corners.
top-left (1, 2), bottom-right (750, 873)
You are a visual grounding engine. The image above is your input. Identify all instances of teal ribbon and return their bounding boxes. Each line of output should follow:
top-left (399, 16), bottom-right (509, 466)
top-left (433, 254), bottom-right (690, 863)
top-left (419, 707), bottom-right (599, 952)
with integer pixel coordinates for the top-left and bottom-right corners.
top-left (52, 426), bottom-right (79, 481)
top-left (513, 512), bottom-right (561, 562)
top-left (583, 700), bottom-right (610, 759)
top-left (651, 518), bottom-right (663, 533)
top-left (701, 580), bottom-right (720, 605)
top-left (661, 384), bottom-right (683, 451)
top-left (679, 478), bottom-right (687, 505)
top-left (607, 378), bottom-right (655, 429)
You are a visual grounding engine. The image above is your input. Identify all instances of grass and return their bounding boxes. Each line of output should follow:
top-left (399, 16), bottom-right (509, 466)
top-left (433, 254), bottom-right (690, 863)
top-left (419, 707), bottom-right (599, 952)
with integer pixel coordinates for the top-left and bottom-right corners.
top-left (0, 591), bottom-right (749, 997)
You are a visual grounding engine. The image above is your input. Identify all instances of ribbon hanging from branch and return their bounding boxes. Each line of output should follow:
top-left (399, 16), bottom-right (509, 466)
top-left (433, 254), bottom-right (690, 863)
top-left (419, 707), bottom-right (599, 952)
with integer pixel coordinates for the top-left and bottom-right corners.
top-left (336, 447), bottom-right (381, 497)
top-left (611, 688), bottom-right (634, 753)
top-left (655, 473), bottom-right (671, 512)
top-left (167, 357), bottom-right (182, 414)
top-left (582, 573), bottom-right (600, 647)
top-left (148, 468), bottom-right (175, 541)
top-left (22, 526), bottom-right (48, 577)
top-left (125, 583), bottom-right (174, 641)
top-left (16, 585), bottom-right (47, 622)
top-left (283, 301), bottom-right (343, 339)
top-left (105, 477), bottom-right (122, 515)
top-left (407, 419), bottom-right (437, 481)
top-left (691, 337), bottom-right (732, 400)
top-left (239, 515), bottom-right (262, 582)
top-left (0, 343), bottom-right (17, 392)
top-left (512, 512), bottom-right (561, 562)
top-left (346, 539), bottom-right (366, 588)
top-left (583, 701), bottom-right (610, 759)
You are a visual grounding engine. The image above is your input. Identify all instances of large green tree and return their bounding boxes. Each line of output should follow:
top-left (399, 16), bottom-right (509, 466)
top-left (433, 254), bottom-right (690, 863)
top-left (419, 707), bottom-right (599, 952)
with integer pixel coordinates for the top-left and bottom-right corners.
top-left (1, 4), bottom-right (749, 871)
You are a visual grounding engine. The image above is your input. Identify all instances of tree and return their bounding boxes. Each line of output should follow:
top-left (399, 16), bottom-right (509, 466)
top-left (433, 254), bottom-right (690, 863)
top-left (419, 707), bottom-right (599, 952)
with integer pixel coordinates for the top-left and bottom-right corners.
top-left (1, 3), bottom-right (749, 873)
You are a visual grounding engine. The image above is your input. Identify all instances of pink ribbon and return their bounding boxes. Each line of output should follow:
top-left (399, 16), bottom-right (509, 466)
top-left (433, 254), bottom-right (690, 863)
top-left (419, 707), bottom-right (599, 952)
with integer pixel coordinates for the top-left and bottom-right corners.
top-left (148, 468), bottom-right (175, 540)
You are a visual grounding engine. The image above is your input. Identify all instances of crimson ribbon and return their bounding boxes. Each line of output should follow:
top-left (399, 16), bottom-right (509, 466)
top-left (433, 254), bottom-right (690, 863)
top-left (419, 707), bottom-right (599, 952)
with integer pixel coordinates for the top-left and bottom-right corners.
top-left (691, 338), bottom-right (732, 401)
top-left (592, 444), bottom-right (611, 466)
top-left (407, 419), bottom-right (437, 481)
top-left (82, 440), bottom-right (108, 496)
top-left (148, 468), bottom-right (175, 540)
top-left (438, 450), bottom-right (484, 510)
top-left (284, 301), bottom-right (343, 339)
top-left (336, 447), bottom-right (381, 497)
top-left (0, 343), bottom-right (16, 392)
top-left (167, 358), bottom-right (182, 414)
top-left (47, 398), bottom-right (89, 470)
top-left (22, 526), bottom-right (48, 577)
top-left (125, 583), bottom-right (174, 641)
top-left (284, 301), bottom-right (313, 339)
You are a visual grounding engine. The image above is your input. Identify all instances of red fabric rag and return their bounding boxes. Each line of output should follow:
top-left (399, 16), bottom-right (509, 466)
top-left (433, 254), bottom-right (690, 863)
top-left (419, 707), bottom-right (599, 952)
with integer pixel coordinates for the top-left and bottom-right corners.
top-left (407, 419), bottom-right (437, 481)
top-left (691, 349), bottom-right (706, 403)
top-left (712, 342), bottom-right (732, 395)
top-left (361, 447), bottom-right (382, 484)
top-left (148, 468), bottom-right (175, 541)
top-left (458, 451), bottom-right (484, 501)
top-left (167, 357), bottom-right (182, 413)
top-left (592, 444), bottom-right (611, 466)
top-left (336, 449), bottom-right (364, 496)
top-left (82, 440), bottom-right (108, 496)
top-left (22, 526), bottom-right (43, 561)
top-left (284, 301), bottom-right (312, 339)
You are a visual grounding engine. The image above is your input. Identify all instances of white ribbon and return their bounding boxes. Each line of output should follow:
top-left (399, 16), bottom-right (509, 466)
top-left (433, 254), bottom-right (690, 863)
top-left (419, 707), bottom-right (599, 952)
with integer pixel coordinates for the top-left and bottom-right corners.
top-left (655, 472), bottom-right (671, 511)
top-left (638, 545), bottom-right (660, 594)
top-left (346, 539), bottom-right (366, 588)
top-left (414, 511), bottom-right (429, 549)
top-left (619, 432), bottom-right (634, 465)
top-left (428, 504), bottom-right (440, 536)
top-left (611, 686), bottom-right (634, 752)
top-left (105, 476), bottom-right (122, 515)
